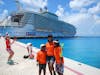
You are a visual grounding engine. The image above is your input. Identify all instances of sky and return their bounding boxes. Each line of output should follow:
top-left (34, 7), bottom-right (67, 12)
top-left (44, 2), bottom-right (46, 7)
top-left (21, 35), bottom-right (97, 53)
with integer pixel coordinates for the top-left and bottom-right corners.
top-left (0, 0), bottom-right (100, 36)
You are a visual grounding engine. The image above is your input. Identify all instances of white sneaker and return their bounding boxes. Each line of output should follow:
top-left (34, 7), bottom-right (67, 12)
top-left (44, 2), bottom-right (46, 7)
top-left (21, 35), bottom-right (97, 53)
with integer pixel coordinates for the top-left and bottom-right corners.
top-left (7, 60), bottom-right (14, 65)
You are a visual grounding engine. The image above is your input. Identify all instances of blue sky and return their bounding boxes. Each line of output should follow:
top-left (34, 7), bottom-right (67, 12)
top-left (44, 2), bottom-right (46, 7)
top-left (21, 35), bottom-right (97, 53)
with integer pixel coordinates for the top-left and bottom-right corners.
top-left (48, 0), bottom-right (70, 13)
top-left (0, 0), bottom-right (17, 13)
top-left (0, 0), bottom-right (100, 36)
top-left (0, 0), bottom-right (70, 14)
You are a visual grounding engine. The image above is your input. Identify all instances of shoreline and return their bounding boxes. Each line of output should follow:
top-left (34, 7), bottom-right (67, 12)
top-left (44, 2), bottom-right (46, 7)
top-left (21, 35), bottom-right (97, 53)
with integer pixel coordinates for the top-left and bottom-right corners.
top-left (9, 36), bottom-right (100, 39)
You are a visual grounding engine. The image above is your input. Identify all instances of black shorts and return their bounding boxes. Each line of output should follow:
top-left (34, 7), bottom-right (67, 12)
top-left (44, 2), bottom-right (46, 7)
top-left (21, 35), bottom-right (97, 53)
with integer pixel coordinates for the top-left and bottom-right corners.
top-left (47, 56), bottom-right (55, 63)
top-left (39, 64), bottom-right (46, 70)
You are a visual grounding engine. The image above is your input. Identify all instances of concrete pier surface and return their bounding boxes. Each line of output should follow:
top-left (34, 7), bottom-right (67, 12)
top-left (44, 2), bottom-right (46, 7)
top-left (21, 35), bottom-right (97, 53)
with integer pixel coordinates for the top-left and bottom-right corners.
top-left (0, 37), bottom-right (100, 75)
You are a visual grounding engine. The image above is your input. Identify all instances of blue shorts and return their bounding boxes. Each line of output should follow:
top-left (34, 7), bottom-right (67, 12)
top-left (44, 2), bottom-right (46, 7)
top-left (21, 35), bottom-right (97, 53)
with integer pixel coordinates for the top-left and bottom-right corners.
top-left (55, 64), bottom-right (64, 74)
top-left (47, 56), bottom-right (55, 63)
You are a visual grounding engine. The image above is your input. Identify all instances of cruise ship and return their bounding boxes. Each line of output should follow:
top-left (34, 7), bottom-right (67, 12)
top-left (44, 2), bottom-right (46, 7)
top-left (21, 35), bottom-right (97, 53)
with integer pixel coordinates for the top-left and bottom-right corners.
top-left (0, 1), bottom-right (76, 37)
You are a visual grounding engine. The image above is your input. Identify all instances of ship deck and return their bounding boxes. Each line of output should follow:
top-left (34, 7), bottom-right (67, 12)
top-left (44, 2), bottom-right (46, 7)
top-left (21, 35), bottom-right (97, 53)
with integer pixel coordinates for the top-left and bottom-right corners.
top-left (0, 37), bottom-right (100, 75)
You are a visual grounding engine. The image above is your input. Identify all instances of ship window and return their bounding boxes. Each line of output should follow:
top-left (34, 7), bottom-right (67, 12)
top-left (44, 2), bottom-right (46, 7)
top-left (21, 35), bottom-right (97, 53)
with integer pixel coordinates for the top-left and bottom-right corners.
top-left (11, 14), bottom-right (24, 23)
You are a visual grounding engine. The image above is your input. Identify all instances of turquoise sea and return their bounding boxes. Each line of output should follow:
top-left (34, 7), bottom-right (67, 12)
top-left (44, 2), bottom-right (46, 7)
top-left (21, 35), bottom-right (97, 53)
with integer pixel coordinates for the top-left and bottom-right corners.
top-left (18, 37), bottom-right (100, 69)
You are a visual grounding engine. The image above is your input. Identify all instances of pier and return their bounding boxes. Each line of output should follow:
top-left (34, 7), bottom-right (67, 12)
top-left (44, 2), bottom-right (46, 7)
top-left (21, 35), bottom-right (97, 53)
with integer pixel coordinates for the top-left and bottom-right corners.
top-left (0, 37), bottom-right (100, 75)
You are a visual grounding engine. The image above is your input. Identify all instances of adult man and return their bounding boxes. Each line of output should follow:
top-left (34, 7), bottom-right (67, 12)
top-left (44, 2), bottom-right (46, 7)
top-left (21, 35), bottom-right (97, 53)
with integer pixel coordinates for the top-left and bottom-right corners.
top-left (46, 35), bottom-right (56, 75)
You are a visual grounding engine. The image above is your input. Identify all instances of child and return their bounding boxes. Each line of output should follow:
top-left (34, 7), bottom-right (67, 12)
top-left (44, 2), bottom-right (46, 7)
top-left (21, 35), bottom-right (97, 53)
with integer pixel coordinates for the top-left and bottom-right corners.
top-left (5, 36), bottom-right (16, 64)
top-left (54, 41), bottom-right (64, 75)
top-left (26, 43), bottom-right (34, 59)
top-left (37, 44), bottom-right (47, 75)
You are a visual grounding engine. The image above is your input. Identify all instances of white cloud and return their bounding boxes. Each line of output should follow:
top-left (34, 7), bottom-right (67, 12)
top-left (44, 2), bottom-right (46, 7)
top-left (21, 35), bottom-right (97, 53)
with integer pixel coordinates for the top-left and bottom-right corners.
top-left (80, 8), bottom-right (88, 13)
top-left (55, 2), bottom-right (100, 36)
top-left (88, 3), bottom-right (100, 15)
top-left (0, 0), bottom-right (4, 5)
top-left (55, 5), bottom-right (64, 17)
top-left (69, 0), bottom-right (95, 10)
top-left (19, 0), bottom-right (48, 11)
top-left (66, 13), bottom-right (96, 35)
top-left (0, 9), bottom-right (8, 22)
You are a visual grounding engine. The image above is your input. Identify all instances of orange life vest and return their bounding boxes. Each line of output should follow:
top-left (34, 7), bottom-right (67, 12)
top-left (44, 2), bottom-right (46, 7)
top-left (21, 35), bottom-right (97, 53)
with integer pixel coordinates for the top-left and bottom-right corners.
top-left (46, 42), bottom-right (54, 56)
top-left (37, 50), bottom-right (47, 64)
top-left (54, 46), bottom-right (64, 64)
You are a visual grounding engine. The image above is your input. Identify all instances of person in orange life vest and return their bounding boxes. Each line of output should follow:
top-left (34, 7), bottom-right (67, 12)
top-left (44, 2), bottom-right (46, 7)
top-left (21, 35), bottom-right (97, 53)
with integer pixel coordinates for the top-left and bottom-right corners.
top-left (46, 35), bottom-right (56, 75)
top-left (5, 36), bottom-right (16, 64)
top-left (37, 44), bottom-right (47, 75)
top-left (26, 43), bottom-right (34, 59)
top-left (54, 40), bottom-right (64, 75)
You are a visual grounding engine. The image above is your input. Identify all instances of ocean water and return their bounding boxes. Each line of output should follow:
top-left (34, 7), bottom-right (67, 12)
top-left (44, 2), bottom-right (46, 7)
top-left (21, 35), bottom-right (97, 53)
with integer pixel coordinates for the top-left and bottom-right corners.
top-left (18, 37), bottom-right (100, 69)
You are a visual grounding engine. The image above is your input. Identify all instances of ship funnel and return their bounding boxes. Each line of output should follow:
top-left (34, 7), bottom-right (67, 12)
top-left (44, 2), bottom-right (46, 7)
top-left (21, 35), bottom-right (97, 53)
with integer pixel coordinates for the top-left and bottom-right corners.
top-left (44, 6), bottom-right (48, 12)
top-left (39, 6), bottom-right (48, 13)
top-left (39, 8), bottom-right (43, 13)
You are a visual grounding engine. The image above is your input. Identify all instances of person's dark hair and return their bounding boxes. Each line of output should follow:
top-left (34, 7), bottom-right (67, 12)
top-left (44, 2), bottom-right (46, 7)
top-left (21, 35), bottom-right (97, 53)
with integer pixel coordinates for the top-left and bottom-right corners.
top-left (56, 40), bottom-right (59, 42)
top-left (48, 34), bottom-right (53, 38)
top-left (56, 43), bottom-right (60, 46)
top-left (47, 34), bottom-right (53, 42)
